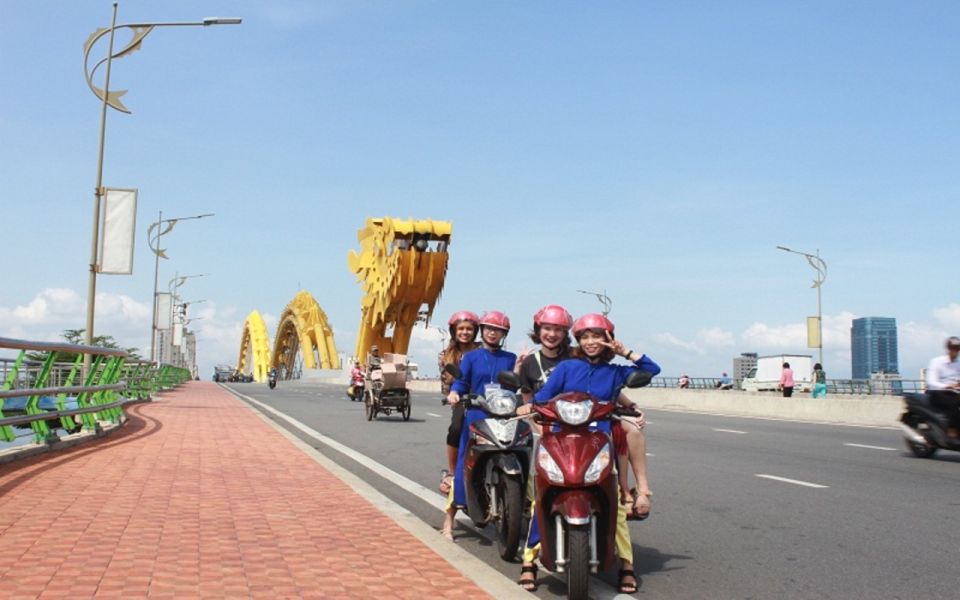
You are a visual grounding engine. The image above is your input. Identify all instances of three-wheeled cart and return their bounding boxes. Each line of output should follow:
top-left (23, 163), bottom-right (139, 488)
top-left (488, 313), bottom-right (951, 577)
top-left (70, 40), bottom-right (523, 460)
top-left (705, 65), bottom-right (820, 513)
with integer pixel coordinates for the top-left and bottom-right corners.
top-left (363, 353), bottom-right (412, 421)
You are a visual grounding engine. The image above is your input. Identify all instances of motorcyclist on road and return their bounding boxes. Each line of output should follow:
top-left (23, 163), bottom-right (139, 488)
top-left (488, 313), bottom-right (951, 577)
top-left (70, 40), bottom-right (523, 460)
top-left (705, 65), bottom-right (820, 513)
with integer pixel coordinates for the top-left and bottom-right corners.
top-left (926, 336), bottom-right (960, 438)
top-left (349, 361), bottom-right (364, 400)
top-left (350, 361), bottom-right (363, 382)
top-left (366, 345), bottom-right (382, 375)
top-left (518, 313), bottom-right (660, 594)
top-left (437, 311), bottom-right (481, 498)
top-left (441, 311), bottom-right (516, 540)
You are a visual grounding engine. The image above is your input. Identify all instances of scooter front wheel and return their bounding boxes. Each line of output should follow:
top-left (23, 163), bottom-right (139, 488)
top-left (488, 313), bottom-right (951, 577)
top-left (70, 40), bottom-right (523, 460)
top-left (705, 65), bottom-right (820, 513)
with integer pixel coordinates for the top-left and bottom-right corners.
top-left (905, 437), bottom-right (937, 458)
top-left (495, 475), bottom-right (524, 561)
top-left (567, 524), bottom-right (590, 600)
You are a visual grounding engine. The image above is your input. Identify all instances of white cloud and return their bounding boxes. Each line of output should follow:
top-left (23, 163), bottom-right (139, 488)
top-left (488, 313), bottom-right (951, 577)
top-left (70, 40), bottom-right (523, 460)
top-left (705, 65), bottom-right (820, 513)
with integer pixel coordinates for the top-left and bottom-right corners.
top-left (932, 303), bottom-right (960, 329)
top-left (0, 288), bottom-right (150, 351)
top-left (653, 327), bottom-right (735, 355)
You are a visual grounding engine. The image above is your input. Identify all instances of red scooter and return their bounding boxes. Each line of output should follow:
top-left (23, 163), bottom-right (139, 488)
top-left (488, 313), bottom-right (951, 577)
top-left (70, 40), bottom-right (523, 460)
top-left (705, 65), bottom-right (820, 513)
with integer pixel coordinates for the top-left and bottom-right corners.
top-left (503, 370), bottom-right (650, 600)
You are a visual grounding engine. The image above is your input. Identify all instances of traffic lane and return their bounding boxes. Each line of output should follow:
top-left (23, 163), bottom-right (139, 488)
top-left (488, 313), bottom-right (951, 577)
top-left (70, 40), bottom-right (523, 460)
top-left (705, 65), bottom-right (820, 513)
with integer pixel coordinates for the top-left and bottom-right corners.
top-left (642, 407), bottom-right (960, 479)
top-left (634, 416), bottom-right (957, 598)
top-left (644, 408), bottom-right (960, 537)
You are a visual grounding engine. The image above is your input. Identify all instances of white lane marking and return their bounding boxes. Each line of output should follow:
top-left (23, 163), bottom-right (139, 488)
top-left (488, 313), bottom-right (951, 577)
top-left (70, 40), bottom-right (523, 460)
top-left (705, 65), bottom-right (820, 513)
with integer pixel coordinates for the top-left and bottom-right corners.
top-left (232, 390), bottom-right (624, 600)
top-left (844, 443), bottom-right (897, 452)
top-left (426, 412), bottom-right (442, 418)
top-left (641, 407), bottom-right (897, 430)
top-left (712, 428), bottom-right (748, 434)
top-left (755, 474), bottom-right (829, 489)
top-left (645, 453), bottom-right (655, 457)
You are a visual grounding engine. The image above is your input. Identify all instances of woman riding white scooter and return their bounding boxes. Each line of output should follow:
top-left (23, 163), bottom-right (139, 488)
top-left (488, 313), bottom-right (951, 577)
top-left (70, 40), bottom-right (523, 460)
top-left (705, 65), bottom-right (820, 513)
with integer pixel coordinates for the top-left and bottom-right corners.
top-left (441, 311), bottom-right (516, 539)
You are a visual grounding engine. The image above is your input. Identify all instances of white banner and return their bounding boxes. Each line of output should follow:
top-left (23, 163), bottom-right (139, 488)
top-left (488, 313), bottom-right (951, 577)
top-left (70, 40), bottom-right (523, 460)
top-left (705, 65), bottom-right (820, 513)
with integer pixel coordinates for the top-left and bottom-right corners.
top-left (98, 188), bottom-right (138, 275)
top-left (173, 323), bottom-right (183, 347)
top-left (155, 293), bottom-right (172, 329)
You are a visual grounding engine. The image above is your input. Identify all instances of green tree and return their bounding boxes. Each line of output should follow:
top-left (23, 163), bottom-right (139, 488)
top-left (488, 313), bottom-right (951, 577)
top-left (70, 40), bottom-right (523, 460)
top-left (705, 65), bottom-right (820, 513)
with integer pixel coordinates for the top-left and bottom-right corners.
top-left (25, 329), bottom-right (141, 363)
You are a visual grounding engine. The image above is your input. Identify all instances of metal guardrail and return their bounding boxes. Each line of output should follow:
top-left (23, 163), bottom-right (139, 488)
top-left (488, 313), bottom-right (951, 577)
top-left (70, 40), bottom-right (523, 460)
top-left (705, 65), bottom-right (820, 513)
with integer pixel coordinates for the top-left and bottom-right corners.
top-left (649, 376), bottom-right (924, 395)
top-left (0, 337), bottom-right (193, 447)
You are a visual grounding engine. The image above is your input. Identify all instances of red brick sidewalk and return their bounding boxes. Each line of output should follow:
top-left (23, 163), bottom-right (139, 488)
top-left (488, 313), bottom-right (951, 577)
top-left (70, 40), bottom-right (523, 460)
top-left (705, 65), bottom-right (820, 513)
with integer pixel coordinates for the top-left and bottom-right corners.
top-left (0, 382), bottom-right (491, 599)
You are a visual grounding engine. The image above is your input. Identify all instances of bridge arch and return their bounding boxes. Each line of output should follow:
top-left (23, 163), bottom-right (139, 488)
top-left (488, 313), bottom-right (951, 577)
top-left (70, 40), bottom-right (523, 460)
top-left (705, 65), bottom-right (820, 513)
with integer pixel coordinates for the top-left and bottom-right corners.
top-left (272, 290), bottom-right (340, 378)
top-left (237, 310), bottom-right (271, 382)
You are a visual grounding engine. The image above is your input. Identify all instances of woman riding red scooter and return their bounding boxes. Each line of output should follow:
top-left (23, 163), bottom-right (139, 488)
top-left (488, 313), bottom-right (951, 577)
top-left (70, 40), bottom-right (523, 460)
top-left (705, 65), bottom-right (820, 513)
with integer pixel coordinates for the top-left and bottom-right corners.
top-left (519, 313), bottom-right (660, 597)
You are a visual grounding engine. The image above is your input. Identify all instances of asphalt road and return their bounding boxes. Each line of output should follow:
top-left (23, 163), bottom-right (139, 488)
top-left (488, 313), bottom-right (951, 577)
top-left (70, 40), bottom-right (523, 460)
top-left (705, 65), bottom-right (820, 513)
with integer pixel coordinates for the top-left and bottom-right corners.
top-left (223, 380), bottom-right (960, 599)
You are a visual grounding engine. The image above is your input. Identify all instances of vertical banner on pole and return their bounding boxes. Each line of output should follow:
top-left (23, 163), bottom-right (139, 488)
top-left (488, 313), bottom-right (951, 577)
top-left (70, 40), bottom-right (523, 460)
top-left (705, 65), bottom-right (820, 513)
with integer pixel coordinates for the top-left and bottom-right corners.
top-left (806, 316), bottom-right (821, 348)
top-left (155, 293), bottom-right (172, 329)
top-left (98, 188), bottom-right (138, 274)
top-left (173, 323), bottom-right (183, 346)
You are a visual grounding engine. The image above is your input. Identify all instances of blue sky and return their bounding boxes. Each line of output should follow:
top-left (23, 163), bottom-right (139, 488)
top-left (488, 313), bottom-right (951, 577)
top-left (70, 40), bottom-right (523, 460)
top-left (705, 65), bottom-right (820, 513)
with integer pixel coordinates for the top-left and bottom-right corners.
top-left (2, 1), bottom-right (958, 379)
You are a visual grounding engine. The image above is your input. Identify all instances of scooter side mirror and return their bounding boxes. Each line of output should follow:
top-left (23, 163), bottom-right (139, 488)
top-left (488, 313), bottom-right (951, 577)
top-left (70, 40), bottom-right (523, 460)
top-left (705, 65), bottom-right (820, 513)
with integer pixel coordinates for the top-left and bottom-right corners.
top-left (625, 370), bottom-right (653, 389)
top-left (443, 363), bottom-right (463, 380)
top-left (497, 370), bottom-right (523, 392)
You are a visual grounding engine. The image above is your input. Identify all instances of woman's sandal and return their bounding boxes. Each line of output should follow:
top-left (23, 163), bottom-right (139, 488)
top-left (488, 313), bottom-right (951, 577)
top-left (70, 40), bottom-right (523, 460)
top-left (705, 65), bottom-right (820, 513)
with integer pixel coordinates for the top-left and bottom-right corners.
top-left (439, 525), bottom-right (454, 541)
top-left (518, 564), bottom-right (538, 592)
top-left (618, 568), bottom-right (638, 594)
top-left (438, 470), bottom-right (452, 495)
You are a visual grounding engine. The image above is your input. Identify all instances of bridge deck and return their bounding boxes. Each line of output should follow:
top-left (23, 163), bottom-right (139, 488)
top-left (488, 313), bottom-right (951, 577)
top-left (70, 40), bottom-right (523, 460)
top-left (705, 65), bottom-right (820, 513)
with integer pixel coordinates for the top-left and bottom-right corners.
top-left (0, 382), bottom-right (489, 598)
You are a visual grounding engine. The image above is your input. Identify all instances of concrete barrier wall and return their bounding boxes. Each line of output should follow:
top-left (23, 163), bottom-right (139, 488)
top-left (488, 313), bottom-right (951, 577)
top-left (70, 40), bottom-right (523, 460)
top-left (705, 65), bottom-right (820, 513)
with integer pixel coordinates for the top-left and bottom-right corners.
top-left (342, 378), bottom-right (904, 427)
top-left (408, 380), bottom-right (442, 393)
top-left (623, 388), bottom-right (903, 427)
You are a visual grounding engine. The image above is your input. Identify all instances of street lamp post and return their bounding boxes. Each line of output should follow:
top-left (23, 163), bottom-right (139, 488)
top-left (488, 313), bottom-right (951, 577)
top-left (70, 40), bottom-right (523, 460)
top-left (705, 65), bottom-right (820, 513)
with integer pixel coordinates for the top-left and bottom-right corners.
top-left (163, 273), bottom-right (208, 364)
top-left (81, 2), bottom-right (240, 372)
top-left (776, 246), bottom-right (828, 365)
top-left (148, 212), bottom-right (214, 362)
top-left (576, 289), bottom-right (613, 317)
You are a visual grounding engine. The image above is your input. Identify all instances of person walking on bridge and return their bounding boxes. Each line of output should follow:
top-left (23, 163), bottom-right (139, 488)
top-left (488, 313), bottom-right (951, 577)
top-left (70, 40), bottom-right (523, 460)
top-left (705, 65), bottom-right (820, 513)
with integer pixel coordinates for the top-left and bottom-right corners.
top-left (779, 362), bottom-right (795, 397)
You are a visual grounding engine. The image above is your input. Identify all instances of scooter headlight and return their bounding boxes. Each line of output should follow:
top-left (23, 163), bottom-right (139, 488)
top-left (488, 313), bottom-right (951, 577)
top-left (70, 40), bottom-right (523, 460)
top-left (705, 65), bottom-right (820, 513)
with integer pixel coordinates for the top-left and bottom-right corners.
top-left (555, 399), bottom-right (594, 425)
top-left (479, 388), bottom-right (518, 416)
top-left (483, 418), bottom-right (518, 444)
top-left (584, 443), bottom-right (611, 484)
top-left (537, 446), bottom-right (564, 483)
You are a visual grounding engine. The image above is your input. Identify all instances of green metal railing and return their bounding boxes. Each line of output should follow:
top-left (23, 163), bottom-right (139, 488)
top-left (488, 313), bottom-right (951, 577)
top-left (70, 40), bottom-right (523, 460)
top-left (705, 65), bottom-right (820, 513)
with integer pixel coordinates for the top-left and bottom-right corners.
top-left (0, 337), bottom-right (192, 446)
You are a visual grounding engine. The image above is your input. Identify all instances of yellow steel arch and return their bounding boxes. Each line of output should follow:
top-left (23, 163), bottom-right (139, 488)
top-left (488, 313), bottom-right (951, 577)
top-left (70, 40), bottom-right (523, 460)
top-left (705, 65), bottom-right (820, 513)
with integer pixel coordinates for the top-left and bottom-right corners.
top-left (272, 290), bottom-right (340, 377)
top-left (348, 217), bottom-right (451, 364)
top-left (238, 310), bottom-right (271, 382)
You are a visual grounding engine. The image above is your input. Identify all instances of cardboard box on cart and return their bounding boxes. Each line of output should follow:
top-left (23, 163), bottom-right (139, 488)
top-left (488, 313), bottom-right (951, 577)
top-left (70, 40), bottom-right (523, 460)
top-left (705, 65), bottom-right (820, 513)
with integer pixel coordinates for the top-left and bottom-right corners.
top-left (380, 353), bottom-right (408, 388)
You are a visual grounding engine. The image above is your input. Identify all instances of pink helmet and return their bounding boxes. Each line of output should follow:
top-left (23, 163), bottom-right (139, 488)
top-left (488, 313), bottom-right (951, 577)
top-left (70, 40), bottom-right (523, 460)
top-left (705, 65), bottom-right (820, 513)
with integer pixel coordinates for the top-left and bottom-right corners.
top-left (534, 304), bottom-right (573, 329)
top-left (448, 310), bottom-right (479, 328)
top-left (572, 313), bottom-right (615, 338)
top-left (479, 311), bottom-right (511, 332)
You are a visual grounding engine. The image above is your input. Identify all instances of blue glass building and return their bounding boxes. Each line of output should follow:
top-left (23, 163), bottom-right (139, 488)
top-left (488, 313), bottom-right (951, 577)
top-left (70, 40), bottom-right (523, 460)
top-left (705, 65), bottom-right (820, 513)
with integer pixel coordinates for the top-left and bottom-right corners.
top-left (850, 317), bottom-right (899, 379)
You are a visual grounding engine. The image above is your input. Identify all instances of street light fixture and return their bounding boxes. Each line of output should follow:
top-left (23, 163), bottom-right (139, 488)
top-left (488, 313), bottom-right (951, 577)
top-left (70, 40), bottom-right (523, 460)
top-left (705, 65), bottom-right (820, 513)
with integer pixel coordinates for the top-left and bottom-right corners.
top-left (159, 273), bottom-right (207, 364)
top-left (148, 212), bottom-right (214, 361)
top-left (576, 289), bottom-right (613, 317)
top-left (81, 2), bottom-right (240, 371)
top-left (776, 246), bottom-right (828, 365)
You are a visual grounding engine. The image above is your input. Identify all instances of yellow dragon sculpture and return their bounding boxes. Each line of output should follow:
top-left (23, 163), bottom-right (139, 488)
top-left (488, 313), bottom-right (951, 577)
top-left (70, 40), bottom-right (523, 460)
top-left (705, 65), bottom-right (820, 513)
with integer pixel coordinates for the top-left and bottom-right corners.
top-left (348, 217), bottom-right (452, 365)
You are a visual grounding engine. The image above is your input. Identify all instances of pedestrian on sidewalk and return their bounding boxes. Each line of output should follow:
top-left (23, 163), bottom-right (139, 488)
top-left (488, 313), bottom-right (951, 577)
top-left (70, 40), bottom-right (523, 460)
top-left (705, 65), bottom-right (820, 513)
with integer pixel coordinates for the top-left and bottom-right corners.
top-left (811, 363), bottom-right (827, 398)
top-left (779, 362), bottom-right (795, 397)
top-left (716, 372), bottom-right (733, 390)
